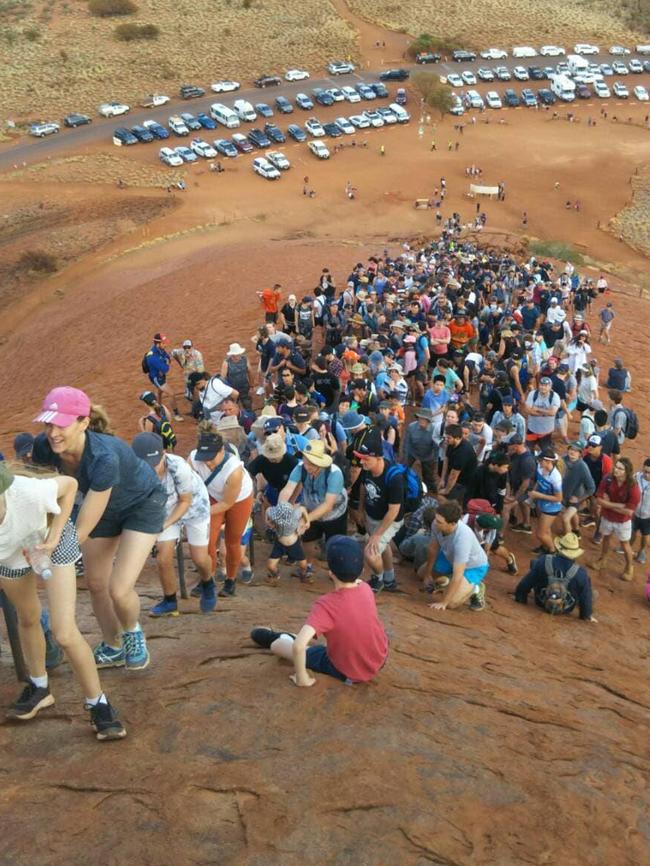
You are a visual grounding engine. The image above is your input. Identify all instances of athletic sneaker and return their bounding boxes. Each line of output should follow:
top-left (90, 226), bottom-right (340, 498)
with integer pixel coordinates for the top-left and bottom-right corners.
top-left (506, 554), bottom-right (518, 575)
top-left (218, 578), bottom-right (236, 597)
top-left (239, 568), bottom-right (254, 584)
top-left (469, 583), bottom-right (486, 611)
top-left (123, 629), bottom-right (150, 671)
top-left (87, 701), bottom-right (127, 741)
top-left (199, 578), bottom-right (217, 613)
top-left (511, 523), bottom-right (532, 534)
top-left (190, 581), bottom-right (202, 598)
top-left (250, 627), bottom-right (295, 648)
top-left (369, 575), bottom-right (384, 594)
top-left (149, 598), bottom-right (179, 617)
top-left (635, 550), bottom-right (646, 564)
top-left (291, 564), bottom-right (315, 583)
top-left (593, 531), bottom-right (603, 544)
top-left (383, 580), bottom-right (400, 593)
top-left (93, 641), bottom-right (125, 669)
top-left (581, 517), bottom-right (596, 528)
top-left (7, 682), bottom-right (55, 720)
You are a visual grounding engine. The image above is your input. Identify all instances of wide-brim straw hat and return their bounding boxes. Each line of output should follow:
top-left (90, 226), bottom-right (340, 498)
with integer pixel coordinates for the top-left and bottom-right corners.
top-left (301, 439), bottom-right (333, 468)
top-left (554, 532), bottom-right (584, 560)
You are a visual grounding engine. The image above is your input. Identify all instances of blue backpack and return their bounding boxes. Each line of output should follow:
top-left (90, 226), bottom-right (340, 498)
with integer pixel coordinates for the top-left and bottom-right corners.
top-left (385, 463), bottom-right (423, 513)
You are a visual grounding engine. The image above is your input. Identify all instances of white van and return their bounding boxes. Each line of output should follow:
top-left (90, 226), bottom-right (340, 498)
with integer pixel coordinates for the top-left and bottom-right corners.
top-left (233, 99), bottom-right (256, 122)
top-left (388, 102), bottom-right (410, 122)
top-left (210, 103), bottom-right (240, 128)
top-left (549, 74), bottom-right (576, 101)
top-left (512, 46), bottom-right (537, 58)
top-left (636, 44), bottom-right (650, 55)
top-left (567, 54), bottom-right (589, 74)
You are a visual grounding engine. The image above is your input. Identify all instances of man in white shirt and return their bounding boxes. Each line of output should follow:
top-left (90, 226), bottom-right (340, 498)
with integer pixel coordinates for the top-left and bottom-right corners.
top-left (200, 376), bottom-right (239, 425)
top-left (545, 298), bottom-right (566, 325)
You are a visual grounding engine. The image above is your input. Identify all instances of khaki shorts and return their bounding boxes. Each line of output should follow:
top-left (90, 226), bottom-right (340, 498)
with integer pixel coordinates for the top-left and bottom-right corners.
top-left (600, 517), bottom-right (632, 542)
top-left (365, 517), bottom-right (404, 555)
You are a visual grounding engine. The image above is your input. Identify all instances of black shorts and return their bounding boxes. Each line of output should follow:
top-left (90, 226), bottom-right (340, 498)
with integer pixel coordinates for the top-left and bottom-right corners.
top-left (265, 312), bottom-right (278, 324)
top-left (269, 538), bottom-right (306, 561)
top-left (302, 510), bottom-right (348, 542)
top-left (632, 515), bottom-right (650, 536)
top-left (90, 487), bottom-right (167, 538)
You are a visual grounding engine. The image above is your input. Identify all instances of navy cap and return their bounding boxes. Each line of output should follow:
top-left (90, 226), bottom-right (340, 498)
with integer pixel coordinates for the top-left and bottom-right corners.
top-left (326, 535), bottom-right (364, 582)
top-left (132, 432), bottom-right (164, 466)
top-left (194, 433), bottom-right (222, 462)
top-left (13, 432), bottom-right (34, 459)
top-left (263, 417), bottom-right (284, 434)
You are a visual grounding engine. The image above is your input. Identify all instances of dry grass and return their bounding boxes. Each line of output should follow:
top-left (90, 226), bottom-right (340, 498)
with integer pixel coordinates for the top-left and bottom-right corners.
top-left (0, 0), bottom-right (357, 121)
top-left (610, 166), bottom-right (650, 257)
top-left (0, 152), bottom-right (183, 187)
top-left (348, 0), bottom-right (640, 45)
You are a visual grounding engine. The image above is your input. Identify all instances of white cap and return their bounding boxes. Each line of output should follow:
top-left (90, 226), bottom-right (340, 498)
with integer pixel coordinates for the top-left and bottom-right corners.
top-left (182, 339), bottom-right (193, 348)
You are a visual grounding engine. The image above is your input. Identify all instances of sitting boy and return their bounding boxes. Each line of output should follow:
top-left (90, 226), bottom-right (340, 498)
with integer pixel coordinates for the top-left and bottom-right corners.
top-left (250, 536), bottom-right (389, 687)
top-left (264, 501), bottom-right (313, 585)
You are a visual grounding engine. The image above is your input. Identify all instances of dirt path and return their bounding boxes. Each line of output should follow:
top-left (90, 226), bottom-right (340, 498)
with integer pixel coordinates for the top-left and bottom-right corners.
top-left (329, 0), bottom-right (411, 65)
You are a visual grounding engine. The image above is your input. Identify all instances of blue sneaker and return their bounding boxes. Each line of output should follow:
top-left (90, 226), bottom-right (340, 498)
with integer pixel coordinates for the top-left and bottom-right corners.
top-left (149, 598), bottom-right (179, 617)
top-left (93, 641), bottom-right (125, 669)
top-left (199, 579), bottom-right (217, 613)
top-left (123, 629), bottom-right (150, 671)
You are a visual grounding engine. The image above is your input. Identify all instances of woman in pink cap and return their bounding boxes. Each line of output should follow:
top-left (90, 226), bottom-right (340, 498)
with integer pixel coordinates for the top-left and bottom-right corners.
top-left (34, 386), bottom-right (166, 672)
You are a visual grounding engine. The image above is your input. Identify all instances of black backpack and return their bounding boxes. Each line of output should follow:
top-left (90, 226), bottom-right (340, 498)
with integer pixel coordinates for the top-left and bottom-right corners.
top-left (539, 555), bottom-right (577, 615)
top-left (621, 407), bottom-right (639, 441)
top-left (141, 353), bottom-right (150, 374)
top-left (146, 413), bottom-right (176, 451)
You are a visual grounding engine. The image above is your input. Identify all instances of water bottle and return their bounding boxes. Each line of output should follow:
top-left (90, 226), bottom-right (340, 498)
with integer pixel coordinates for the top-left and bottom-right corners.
top-left (23, 532), bottom-right (53, 581)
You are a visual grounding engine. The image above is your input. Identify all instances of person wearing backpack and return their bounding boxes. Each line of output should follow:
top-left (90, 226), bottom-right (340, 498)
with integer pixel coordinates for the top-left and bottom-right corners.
top-left (514, 532), bottom-right (596, 621)
top-left (221, 343), bottom-right (252, 411)
top-left (356, 428), bottom-right (406, 594)
top-left (594, 457), bottom-right (641, 582)
top-left (608, 390), bottom-right (638, 446)
top-left (138, 391), bottom-right (177, 451)
top-left (403, 407), bottom-right (438, 490)
top-left (142, 333), bottom-right (183, 422)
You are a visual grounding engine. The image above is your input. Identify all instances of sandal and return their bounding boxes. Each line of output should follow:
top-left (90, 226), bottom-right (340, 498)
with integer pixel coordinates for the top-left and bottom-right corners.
top-left (264, 571), bottom-right (280, 587)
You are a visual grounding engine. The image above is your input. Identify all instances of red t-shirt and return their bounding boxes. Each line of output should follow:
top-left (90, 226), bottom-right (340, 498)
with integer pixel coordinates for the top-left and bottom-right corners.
top-left (597, 475), bottom-right (640, 523)
top-left (306, 582), bottom-right (389, 682)
top-left (449, 320), bottom-right (475, 348)
top-left (428, 324), bottom-right (451, 355)
top-left (261, 287), bottom-right (279, 313)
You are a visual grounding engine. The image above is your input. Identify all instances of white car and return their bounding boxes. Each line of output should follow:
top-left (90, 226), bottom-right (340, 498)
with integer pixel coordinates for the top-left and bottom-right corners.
top-left (449, 95), bottom-right (464, 115)
top-left (98, 102), bottom-right (129, 117)
top-left (593, 80), bottom-right (611, 97)
top-left (327, 61), bottom-right (355, 75)
top-left (612, 61), bottom-right (629, 75)
top-left (633, 85), bottom-right (649, 101)
top-left (334, 116), bottom-right (355, 134)
top-left (211, 80), bottom-right (240, 93)
top-left (159, 146), bottom-right (183, 167)
top-left (362, 109), bottom-right (384, 128)
top-left (609, 45), bottom-right (631, 55)
top-left (461, 70), bottom-right (477, 85)
top-left (266, 150), bottom-right (291, 169)
top-left (480, 47), bottom-right (508, 59)
top-left (141, 94), bottom-right (170, 108)
top-left (540, 45), bottom-right (565, 56)
top-left (191, 138), bottom-right (218, 158)
top-left (485, 91), bottom-right (502, 108)
top-left (613, 81), bottom-right (629, 98)
top-left (30, 121), bottom-right (60, 137)
top-left (446, 72), bottom-right (463, 87)
top-left (305, 117), bottom-right (325, 136)
top-left (465, 89), bottom-right (485, 109)
top-left (341, 85), bottom-right (361, 102)
top-left (253, 156), bottom-right (280, 179)
top-left (512, 66), bottom-right (529, 80)
top-left (574, 44), bottom-right (599, 55)
top-left (629, 58), bottom-right (644, 73)
top-left (285, 69), bottom-right (310, 81)
top-left (574, 72), bottom-right (600, 84)
top-left (308, 140), bottom-right (330, 159)
top-left (326, 87), bottom-right (345, 102)
top-left (377, 106), bottom-right (397, 124)
top-left (349, 114), bottom-right (371, 128)
top-left (169, 115), bottom-right (190, 135)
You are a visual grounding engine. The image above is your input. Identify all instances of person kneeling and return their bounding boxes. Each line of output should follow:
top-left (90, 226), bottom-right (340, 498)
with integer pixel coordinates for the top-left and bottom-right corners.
top-left (514, 531), bottom-right (596, 621)
top-left (264, 502), bottom-right (313, 585)
top-left (250, 536), bottom-right (388, 687)
top-left (418, 500), bottom-right (489, 612)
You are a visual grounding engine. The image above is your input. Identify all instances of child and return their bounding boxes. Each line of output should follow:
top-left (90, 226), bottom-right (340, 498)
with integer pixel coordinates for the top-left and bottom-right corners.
top-left (264, 501), bottom-right (313, 585)
top-left (250, 536), bottom-right (389, 687)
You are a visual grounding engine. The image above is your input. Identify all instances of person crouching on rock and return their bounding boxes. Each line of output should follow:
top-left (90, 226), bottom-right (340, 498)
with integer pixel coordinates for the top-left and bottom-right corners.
top-left (264, 501), bottom-right (313, 586)
top-left (250, 536), bottom-right (388, 687)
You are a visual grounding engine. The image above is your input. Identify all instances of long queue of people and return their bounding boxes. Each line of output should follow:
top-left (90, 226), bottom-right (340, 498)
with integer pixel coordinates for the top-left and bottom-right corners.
top-left (1, 231), bottom-right (648, 740)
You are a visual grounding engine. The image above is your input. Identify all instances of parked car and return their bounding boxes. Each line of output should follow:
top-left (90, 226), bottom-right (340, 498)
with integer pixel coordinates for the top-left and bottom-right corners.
top-left (628, 59), bottom-right (643, 73)
top-left (575, 84), bottom-right (591, 99)
top-left (613, 81), bottom-right (629, 98)
top-left (494, 66), bottom-right (511, 80)
top-left (334, 116), bottom-right (355, 134)
top-left (465, 89), bottom-right (484, 109)
top-left (528, 66), bottom-right (546, 80)
top-left (485, 91), bottom-right (502, 108)
top-left (141, 94), bottom-right (169, 108)
top-left (521, 88), bottom-right (538, 106)
top-left (599, 63), bottom-right (614, 76)
top-left (143, 119), bottom-right (169, 139)
top-left (593, 81), bottom-right (611, 97)
top-left (477, 68), bottom-right (495, 81)
top-left (252, 157), bottom-right (280, 179)
top-left (338, 85), bottom-right (359, 104)
top-left (169, 116), bottom-right (190, 136)
top-left (285, 69), bottom-right (310, 81)
top-left (63, 113), bottom-right (91, 128)
top-left (287, 123), bottom-right (307, 141)
top-left (313, 88), bottom-right (334, 106)
top-left (540, 45), bottom-right (565, 56)
top-left (348, 114), bottom-right (371, 129)
top-left (538, 88), bottom-right (557, 104)
top-left (379, 68), bottom-right (409, 81)
top-left (449, 95), bottom-right (464, 115)
top-left (231, 132), bottom-right (254, 153)
top-left (461, 70), bottom-right (477, 85)
top-left (633, 84), bottom-right (649, 101)
top-left (179, 84), bottom-right (205, 99)
top-left (395, 88), bottom-right (407, 105)
top-left (452, 49), bottom-right (477, 62)
top-left (503, 89), bottom-right (520, 107)
top-left (160, 146), bottom-right (183, 166)
top-left (377, 106), bottom-right (398, 123)
top-left (254, 74), bottom-right (281, 88)
top-left (512, 66), bottom-right (529, 80)
top-left (264, 122), bottom-right (285, 143)
top-left (326, 87), bottom-right (345, 102)
top-left (196, 112), bottom-right (217, 130)
top-left (609, 45), bottom-right (631, 55)
top-left (295, 92), bottom-right (314, 110)
top-left (416, 52), bottom-right (441, 64)
top-left (174, 145), bottom-right (197, 162)
top-left (248, 128), bottom-right (272, 147)
top-left (446, 72), bottom-right (463, 87)
top-left (322, 121), bottom-right (343, 137)
top-left (255, 103), bottom-right (274, 118)
top-left (362, 109), bottom-right (384, 128)
top-left (327, 61), bottom-right (355, 75)
top-left (98, 102), bottom-right (129, 117)
top-left (131, 124), bottom-right (154, 142)
top-left (612, 61), bottom-right (629, 75)
top-left (214, 138), bottom-right (238, 157)
top-left (113, 127), bottom-right (138, 145)
top-left (356, 83), bottom-right (376, 100)
top-left (211, 80), bottom-right (240, 93)
top-left (180, 112), bottom-right (201, 131)
top-left (573, 44), bottom-right (599, 55)
top-left (266, 150), bottom-right (290, 170)
top-left (275, 96), bottom-right (294, 114)
top-left (191, 138), bottom-right (218, 158)
top-left (30, 121), bottom-right (60, 137)
top-left (480, 47), bottom-right (508, 59)
top-left (371, 82), bottom-right (389, 98)
top-left (305, 117), bottom-right (325, 136)
top-left (308, 140), bottom-right (330, 159)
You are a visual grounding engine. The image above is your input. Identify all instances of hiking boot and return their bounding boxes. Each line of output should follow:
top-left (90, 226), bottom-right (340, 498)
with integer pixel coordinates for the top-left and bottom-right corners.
top-left (122, 629), bottom-right (150, 671)
top-left (149, 598), bottom-right (179, 618)
top-left (250, 627), bottom-right (284, 649)
top-left (511, 523), bottom-right (532, 534)
top-left (506, 554), bottom-right (518, 575)
top-left (218, 578), bottom-right (236, 597)
top-left (635, 550), bottom-right (646, 564)
top-left (292, 564), bottom-right (315, 584)
top-left (469, 583), bottom-right (486, 611)
top-left (199, 579), bottom-right (217, 613)
top-left (369, 575), bottom-right (384, 594)
top-left (7, 682), bottom-right (55, 720)
top-left (87, 700), bottom-right (127, 741)
top-left (93, 640), bottom-right (125, 669)
top-left (44, 630), bottom-right (64, 670)
top-left (239, 568), bottom-right (254, 585)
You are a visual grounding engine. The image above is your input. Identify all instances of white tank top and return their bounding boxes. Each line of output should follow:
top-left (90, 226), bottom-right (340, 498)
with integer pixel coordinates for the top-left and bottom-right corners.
top-left (189, 449), bottom-right (253, 504)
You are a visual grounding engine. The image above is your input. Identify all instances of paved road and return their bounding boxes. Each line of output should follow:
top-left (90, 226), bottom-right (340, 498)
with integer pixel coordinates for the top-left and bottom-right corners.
top-left (1, 50), bottom-right (647, 170)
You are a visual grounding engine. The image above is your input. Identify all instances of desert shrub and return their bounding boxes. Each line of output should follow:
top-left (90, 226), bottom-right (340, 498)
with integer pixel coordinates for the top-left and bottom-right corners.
top-left (242, 0), bottom-right (252, 8)
top-left (88, 0), bottom-right (137, 17)
top-left (18, 250), bottom-right (58, 273)
top-left (528, 240), bottom-right (585, 265)
top-left (411, 71), bottom-right (454, 115)
top-left (406, 32), bottom-right (468, 58)
top-left (23, 24), bottom-right (40, 39)
top-left (114, 22), bottom-right (159, 41)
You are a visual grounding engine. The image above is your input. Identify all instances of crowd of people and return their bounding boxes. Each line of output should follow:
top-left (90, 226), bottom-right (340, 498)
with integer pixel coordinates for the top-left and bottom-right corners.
top-left (1, 230), bottom-right (648, 741)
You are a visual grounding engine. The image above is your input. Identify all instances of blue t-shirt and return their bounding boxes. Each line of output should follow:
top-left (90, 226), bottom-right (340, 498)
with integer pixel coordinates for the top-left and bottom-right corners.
top-left (421, 388), bottom-right (450, 412)
top-left (289, 461), bottom-right (347, 519)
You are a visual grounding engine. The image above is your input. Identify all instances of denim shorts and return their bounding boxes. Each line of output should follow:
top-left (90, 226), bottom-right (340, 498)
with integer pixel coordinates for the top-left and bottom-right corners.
top-left (306, 645), bottom-right (349, 682)
top-left (90, 487), bottom-right (166, 538)
top-left (434, 550), bottom-right (488, 586)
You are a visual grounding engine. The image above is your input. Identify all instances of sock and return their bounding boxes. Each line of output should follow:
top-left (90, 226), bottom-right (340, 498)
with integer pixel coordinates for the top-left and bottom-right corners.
top-left (131, 623), bottom-right (142, 633)
top-left (383, 569), bottom-right (396, 586)
top-left (371, 572), bottom-right (383, 583)
top-left (85, 693), bottom-right (107, 707)
top-left (30, 675), bottom-right (48, 689)
top-left (164, 593), bottom-right (177, 602)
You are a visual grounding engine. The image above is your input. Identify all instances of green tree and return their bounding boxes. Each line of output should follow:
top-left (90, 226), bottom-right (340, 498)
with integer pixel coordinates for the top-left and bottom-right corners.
top-left (412, 71), bottom-right (454, 116)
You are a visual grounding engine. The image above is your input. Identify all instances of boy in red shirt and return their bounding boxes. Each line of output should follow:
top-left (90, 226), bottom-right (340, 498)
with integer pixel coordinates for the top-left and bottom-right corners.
top-left (595, 456), bottom-right (641, 581)
top-left (250, 536), bottom-right (388, 686)
top-left (257, 284), bottom-right (281, 323)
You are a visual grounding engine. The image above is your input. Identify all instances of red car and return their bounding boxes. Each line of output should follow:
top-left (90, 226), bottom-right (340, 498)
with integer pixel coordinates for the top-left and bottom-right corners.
top-left (231, 133), bottom-right (254, 153)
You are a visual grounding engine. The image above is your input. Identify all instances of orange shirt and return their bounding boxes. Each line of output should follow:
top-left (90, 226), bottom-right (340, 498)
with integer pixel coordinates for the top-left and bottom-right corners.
top-left (261, 287), bottom-right (280, 314)
top-left (449, 320), bottom-right (475, 348)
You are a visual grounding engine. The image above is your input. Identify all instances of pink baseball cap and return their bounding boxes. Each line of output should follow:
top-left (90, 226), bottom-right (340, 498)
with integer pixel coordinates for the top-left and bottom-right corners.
top-left (34, 386), bottom-right (91, 426)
